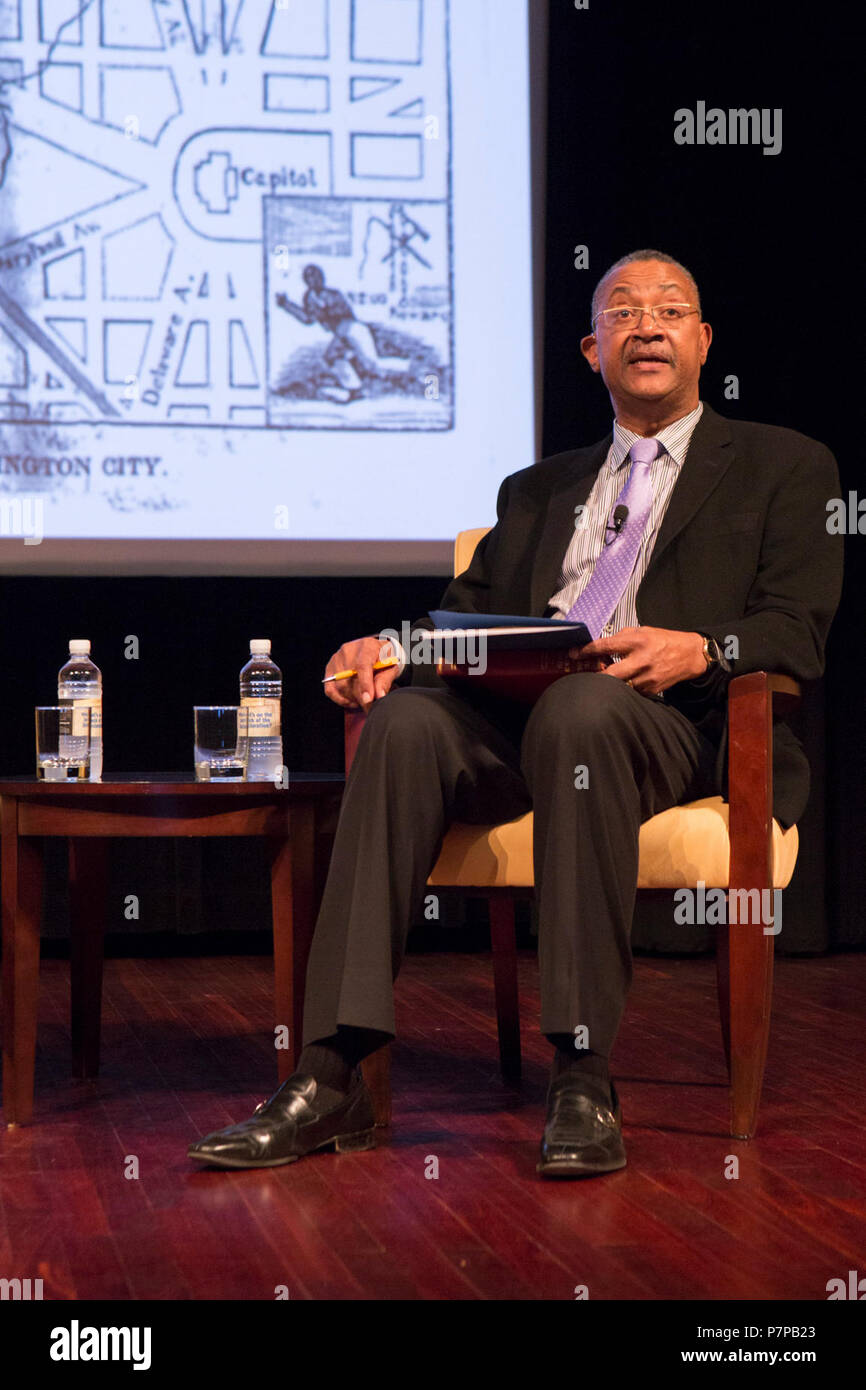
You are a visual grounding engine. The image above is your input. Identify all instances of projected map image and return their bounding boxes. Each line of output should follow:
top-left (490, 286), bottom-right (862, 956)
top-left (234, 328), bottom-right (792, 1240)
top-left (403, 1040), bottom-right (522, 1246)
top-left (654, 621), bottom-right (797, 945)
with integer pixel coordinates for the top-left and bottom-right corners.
top-left (0, 0), bottom-right (451, 434)
top-left (266, 196), bottom-right (451, 429)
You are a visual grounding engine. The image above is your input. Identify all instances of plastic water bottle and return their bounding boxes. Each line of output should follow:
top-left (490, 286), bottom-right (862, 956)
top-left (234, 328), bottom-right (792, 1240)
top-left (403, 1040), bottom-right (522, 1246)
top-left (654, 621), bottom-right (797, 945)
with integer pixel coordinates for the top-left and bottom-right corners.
top-left (240, 639), bottom-right (283, 782)
top-left (58, 639), bottom-right (103, 781)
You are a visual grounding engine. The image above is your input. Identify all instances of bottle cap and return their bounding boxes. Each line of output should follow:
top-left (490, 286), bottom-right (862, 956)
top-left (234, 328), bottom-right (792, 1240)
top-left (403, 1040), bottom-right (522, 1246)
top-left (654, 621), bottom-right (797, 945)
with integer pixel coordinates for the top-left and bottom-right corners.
top-left (250, 639), bottom-right (271, 655)
top-left (69, 640), bottom-right (91, 654)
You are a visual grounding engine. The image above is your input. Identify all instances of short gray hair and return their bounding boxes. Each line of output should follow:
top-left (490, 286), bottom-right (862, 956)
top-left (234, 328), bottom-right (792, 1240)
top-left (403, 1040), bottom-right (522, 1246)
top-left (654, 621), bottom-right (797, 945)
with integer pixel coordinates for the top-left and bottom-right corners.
top-left (591, 250), bottom-right (701, 325)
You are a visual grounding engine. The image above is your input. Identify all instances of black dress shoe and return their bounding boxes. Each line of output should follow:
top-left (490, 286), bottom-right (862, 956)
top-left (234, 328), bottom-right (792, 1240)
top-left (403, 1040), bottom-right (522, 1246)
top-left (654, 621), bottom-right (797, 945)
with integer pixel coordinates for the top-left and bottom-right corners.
top-left (187, 1070), bottom-right (376, 1170)
top-left (537, 1075), bottom-right (626, 1178)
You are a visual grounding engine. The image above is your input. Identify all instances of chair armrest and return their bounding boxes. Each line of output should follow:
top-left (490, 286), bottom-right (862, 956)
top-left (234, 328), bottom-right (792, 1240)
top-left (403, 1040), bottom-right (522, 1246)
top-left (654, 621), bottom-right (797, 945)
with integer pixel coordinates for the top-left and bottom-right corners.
top-left (344, 709), bottom-right (366, 775)
top-left (763, 672), bottom-right (801, 717)
top-left (726, 672), bottom-right (801, 885)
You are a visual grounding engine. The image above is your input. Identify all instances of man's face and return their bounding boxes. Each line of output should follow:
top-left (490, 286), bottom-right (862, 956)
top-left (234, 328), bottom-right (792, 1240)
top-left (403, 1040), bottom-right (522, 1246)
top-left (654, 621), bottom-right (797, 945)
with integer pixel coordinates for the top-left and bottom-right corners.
top-left (304, 266), bottom-right (324, 290)
top-left (580, 260), bottom-right (711, 415)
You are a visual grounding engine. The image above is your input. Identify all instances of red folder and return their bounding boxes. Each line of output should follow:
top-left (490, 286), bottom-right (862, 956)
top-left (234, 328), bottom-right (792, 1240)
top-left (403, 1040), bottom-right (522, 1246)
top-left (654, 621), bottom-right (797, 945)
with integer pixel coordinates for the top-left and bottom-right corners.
top-left (436, 648), bottom-right (592, 704)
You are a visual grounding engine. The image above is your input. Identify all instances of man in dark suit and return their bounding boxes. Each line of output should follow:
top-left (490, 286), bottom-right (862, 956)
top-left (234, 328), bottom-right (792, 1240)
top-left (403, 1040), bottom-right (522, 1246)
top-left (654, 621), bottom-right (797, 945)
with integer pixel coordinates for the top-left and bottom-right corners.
top-left (189, 251), bottom-right (842, 1177)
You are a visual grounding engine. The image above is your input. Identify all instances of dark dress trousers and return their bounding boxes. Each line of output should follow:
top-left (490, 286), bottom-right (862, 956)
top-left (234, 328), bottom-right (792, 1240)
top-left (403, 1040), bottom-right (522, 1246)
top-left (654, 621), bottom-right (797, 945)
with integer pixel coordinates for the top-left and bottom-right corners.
top-left (302, 405), bottom-right (843, 1057)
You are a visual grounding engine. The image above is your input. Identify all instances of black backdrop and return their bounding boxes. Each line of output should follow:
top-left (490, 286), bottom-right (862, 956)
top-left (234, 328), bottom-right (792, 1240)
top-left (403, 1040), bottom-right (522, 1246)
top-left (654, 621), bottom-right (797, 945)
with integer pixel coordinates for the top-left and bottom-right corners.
top-left (1, 0), bottom-right (862, 954)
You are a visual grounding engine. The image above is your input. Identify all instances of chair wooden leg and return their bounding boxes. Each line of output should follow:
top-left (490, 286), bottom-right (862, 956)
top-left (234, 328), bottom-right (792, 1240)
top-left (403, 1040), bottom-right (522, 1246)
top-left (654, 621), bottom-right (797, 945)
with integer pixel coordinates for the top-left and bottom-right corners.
top-left (725, 673), bottom-right (777, 1140)
top-left (724, 901), bottom-right (774, 1139)
top-left (361, 1045), bottom-right (392, 1127)
top-left (488, 897), bottom-right (521, 1079)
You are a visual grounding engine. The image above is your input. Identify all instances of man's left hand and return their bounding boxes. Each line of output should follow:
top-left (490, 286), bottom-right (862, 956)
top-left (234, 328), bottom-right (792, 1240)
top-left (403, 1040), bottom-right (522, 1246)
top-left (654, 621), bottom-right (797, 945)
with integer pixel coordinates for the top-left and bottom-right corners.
top-left (571, 627), bottom-right (708, 696)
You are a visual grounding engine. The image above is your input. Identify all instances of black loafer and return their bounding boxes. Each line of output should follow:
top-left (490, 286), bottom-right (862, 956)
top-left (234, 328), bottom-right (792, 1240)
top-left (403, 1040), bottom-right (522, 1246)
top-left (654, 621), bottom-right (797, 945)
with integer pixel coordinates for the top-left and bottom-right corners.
top-left (537, 1075), bottom-right (625, 1178)
top-left (187, 1070), bottom-right (376, 1170)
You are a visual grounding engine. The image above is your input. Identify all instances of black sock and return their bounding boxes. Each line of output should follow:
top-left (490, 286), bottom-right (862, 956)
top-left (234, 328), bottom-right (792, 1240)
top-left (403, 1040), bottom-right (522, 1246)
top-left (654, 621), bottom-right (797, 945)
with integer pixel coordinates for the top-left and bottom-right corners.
top-left (297, 1027), bottom-right (388, 1098)
top-left (546, 1033), bottom-right (611, 1104)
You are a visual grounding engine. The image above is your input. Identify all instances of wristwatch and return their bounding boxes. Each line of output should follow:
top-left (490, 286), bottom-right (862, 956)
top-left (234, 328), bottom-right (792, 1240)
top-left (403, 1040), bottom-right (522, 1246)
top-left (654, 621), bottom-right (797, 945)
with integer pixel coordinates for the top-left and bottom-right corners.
top-left (699, 634), bottom-right (732, 673)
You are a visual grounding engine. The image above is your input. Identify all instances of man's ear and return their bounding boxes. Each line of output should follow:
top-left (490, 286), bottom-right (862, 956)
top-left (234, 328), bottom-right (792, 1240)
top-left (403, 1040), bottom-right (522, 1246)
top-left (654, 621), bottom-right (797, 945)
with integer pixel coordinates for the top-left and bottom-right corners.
top-left (699, 321), bottom-right (712, 364)
top-left (580, 333), bottom-right (600, 373)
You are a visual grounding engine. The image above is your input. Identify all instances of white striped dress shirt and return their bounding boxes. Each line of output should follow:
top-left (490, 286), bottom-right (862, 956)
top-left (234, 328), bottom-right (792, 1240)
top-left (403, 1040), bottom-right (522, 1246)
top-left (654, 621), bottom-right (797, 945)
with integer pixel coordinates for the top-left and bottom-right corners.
top-left (547, 401), bottom-right (705, 635)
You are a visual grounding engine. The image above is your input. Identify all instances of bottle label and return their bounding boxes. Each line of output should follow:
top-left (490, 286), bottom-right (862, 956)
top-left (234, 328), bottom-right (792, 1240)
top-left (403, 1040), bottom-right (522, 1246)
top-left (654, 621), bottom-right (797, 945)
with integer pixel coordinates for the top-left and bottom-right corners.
top-left (69, 697), bottom-right (100, 739)
top-left (241, 696), bottom-right (280, 736)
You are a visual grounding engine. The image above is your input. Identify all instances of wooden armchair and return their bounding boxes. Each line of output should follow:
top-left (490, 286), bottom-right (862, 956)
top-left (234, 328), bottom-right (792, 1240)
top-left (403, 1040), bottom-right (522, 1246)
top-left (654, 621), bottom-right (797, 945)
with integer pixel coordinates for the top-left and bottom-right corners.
top-left (347, 529), bottom-right (801, 1140)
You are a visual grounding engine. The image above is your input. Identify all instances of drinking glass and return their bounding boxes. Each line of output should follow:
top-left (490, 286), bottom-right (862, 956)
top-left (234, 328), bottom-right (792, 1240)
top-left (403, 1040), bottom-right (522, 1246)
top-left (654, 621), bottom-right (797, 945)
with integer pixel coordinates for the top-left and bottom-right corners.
top-left (193, 706), bottom-right (248, 781)
top-left (35, 705), bottom-right (91, 781)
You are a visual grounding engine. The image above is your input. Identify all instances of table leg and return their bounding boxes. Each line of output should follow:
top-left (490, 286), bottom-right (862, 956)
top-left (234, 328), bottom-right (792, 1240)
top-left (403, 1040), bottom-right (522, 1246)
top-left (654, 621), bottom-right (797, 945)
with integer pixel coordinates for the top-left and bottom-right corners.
top-left (69, 838), bottom-right (108, 1079)
top-left (1, 800), bottom-right (44, 1127)
top-left (270, 802), bottom-right (316, 1083)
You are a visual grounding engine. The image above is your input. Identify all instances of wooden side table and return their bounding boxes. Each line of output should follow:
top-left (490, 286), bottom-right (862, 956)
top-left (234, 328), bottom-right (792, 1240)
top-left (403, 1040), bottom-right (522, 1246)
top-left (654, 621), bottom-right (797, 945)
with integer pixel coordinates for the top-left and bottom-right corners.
top-left (0, 774), bottom-right (342, 1125)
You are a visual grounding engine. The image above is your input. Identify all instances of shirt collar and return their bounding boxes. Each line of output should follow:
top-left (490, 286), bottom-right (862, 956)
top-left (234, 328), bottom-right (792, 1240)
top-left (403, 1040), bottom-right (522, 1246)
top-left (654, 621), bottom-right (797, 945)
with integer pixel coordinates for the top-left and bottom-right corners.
top-left (608, 400), bottom-right (704, 471)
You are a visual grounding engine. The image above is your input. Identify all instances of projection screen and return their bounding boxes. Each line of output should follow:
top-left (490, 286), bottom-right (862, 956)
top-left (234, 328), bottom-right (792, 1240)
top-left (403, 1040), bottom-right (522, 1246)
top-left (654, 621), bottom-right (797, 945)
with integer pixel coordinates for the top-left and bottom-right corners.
top-left (0, 0), bottom-right (544, 574)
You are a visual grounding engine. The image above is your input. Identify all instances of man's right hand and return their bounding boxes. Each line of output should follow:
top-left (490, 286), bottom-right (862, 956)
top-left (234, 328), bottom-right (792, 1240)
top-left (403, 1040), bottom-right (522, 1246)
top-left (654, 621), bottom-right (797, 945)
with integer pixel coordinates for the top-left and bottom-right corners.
top-left (323, 635), bottom-right (402, 710)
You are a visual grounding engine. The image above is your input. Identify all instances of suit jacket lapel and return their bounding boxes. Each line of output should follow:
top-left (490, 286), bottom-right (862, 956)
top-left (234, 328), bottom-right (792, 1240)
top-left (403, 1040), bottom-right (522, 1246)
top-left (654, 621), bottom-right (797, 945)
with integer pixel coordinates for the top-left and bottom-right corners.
top-left (530, 435), bottom-right (611, 615)
top-left (643, 404), bottom-right (736, 576)
top-left (529, 405), bottom-right (736, 617)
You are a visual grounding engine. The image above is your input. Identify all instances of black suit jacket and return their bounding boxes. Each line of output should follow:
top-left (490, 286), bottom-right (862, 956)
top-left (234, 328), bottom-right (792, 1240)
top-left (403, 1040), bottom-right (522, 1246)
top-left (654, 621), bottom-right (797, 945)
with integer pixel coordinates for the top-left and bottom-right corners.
top-left (408, 404), bottom-right (843, 829)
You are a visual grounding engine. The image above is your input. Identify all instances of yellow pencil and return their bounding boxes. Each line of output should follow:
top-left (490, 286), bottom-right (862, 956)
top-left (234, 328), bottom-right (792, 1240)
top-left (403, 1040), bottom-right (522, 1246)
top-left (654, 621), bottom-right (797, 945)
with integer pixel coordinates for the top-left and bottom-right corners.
top-left (322, 656), bottom-right (400, 684)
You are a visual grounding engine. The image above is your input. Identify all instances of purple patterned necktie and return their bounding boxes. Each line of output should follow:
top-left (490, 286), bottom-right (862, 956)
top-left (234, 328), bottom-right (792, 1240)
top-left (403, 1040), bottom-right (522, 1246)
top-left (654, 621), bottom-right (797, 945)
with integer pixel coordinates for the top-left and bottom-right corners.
top-left (564, 436), bottom-right (661, 637)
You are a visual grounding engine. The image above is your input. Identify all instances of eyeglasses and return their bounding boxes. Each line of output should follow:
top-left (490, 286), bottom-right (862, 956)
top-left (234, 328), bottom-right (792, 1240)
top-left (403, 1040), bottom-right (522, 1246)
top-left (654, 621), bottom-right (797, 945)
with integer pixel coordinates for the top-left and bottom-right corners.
top-left (591, 303), bottom-right (699, 332)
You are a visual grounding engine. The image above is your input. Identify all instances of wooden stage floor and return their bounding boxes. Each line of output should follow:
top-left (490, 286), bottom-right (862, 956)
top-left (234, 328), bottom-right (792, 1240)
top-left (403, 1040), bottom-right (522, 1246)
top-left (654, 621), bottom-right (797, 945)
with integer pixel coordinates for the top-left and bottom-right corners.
top-left (1, 948), bottom-right (863, 1301)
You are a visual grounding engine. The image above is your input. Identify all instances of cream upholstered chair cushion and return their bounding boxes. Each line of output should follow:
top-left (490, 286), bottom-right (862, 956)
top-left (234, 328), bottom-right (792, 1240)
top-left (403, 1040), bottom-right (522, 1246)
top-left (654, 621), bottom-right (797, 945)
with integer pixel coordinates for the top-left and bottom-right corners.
top-left (426, 529), bottom-right (799, 892)
top-left (428, 801), bottom-right (798, 890)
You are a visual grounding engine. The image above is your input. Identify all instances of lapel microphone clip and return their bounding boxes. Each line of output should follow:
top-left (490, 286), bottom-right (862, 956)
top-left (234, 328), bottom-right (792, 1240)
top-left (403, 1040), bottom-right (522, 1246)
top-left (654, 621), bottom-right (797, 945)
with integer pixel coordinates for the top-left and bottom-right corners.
top-left (604, 504), bottom-right (629, 545)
